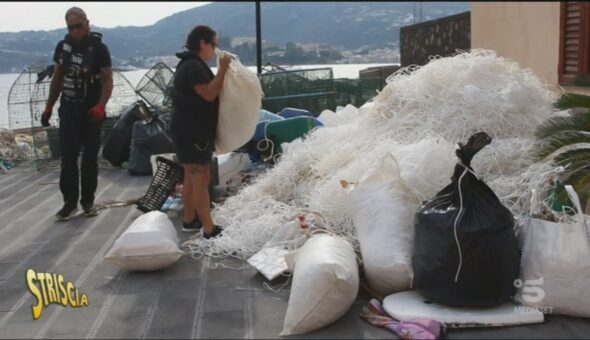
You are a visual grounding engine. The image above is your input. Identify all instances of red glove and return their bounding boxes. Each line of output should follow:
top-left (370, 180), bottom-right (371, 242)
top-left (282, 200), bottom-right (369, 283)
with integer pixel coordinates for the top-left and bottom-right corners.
top-left (89, 105), bottom-right (106, 123)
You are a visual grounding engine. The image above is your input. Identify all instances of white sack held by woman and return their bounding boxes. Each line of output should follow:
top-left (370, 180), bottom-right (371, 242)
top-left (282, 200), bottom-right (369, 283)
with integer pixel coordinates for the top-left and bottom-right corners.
top-left (215, 49), bottom-right (263, 154)
top-left (104, 211), bottom-right (184, 271)
top-left (281, 234), bottom-right (359, 336)
top-left (343, 154), bottom-right (414, 296)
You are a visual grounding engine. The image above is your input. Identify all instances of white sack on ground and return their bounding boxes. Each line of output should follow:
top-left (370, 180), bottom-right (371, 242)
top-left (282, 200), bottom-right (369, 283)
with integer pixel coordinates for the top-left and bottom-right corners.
top-left (343, 154), bottom-right (414, 295)
top-left (516, 186), bottom-right (590, 317)
top-left (104, 211), bottom-right (184, 271)
top-left (183, 49), bottom-right (563, 260)
top-left (280, 234), bottom-right (359, 336)
top-left (215, 49), bottom-right (263, 154)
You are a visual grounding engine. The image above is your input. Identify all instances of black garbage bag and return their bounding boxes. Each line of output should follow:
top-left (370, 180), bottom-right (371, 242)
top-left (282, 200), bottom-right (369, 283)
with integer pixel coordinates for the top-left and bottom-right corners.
top-left (128, 116), bottom-right (175, 176)
top-left (412, 132), bottom-right (520, 307)
top-left (102, 100), bottom-right (151, 166)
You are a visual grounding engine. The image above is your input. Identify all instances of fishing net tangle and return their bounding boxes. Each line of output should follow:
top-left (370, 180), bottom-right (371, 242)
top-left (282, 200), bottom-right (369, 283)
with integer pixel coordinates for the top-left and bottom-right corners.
top-left (182, 49), bottom-right (564, 260)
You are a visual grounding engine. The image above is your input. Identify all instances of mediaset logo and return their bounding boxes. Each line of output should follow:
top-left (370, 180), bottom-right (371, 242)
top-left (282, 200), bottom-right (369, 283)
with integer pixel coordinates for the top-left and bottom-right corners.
top-left (513, 277), bottom-right (554, 314)
top-left (26, 268), bottom-right (89, 320)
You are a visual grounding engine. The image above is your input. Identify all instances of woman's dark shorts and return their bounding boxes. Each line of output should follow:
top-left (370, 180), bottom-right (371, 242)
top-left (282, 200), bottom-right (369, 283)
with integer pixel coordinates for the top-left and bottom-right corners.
top-left (172, 136), bottom-right (213, 165)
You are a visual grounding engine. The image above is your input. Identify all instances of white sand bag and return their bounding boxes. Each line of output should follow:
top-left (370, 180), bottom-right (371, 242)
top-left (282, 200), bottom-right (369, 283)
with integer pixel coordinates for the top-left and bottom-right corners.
top-left (215, 49), bottom-right (263, 154)
top-left (104, 211), bottom-right (184, 271)
top-left (281, 234), bottom-right (359, 336)
top-left (343, 154), bottom-right (414, 296)
top-left (516, 185), bottom-right (590, 317)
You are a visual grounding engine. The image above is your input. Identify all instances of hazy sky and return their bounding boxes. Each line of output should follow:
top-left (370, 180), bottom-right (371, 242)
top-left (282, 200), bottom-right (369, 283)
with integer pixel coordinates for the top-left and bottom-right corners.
top-left (0, 2), bottom-right (212, 32)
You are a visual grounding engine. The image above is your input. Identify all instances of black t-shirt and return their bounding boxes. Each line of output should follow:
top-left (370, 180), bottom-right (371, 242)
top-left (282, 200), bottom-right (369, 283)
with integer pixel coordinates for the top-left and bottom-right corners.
top-left (170, 53), bottom-right (219, 146)
top-left (53, 35), bottom-right (111, 106)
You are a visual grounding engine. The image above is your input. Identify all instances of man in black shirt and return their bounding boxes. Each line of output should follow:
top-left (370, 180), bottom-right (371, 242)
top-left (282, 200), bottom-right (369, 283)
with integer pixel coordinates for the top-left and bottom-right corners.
top-left (41, 7), bottom-right (113, 221)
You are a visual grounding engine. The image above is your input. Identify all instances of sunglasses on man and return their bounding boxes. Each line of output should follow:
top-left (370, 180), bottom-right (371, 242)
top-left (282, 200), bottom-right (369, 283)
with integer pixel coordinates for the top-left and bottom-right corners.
top-left (67, 22), bottom-right (85, 32)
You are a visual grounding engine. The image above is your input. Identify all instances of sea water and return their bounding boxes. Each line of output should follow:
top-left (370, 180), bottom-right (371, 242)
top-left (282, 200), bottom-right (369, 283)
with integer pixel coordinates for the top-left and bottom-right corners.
top-left (0, 63), bottom-right (394, 129)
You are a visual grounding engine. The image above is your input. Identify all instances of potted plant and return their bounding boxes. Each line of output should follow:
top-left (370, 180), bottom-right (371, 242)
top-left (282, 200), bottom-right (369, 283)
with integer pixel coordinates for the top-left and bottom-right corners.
top-left (534, 92), bottom-right (590, 212)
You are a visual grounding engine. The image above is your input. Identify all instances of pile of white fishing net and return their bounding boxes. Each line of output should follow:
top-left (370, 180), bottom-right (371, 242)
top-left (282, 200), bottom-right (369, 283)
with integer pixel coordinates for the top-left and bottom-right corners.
top-left (0, 129), bottom-right (33, 162)
top-left (182, 49), bottom-right (564, 260)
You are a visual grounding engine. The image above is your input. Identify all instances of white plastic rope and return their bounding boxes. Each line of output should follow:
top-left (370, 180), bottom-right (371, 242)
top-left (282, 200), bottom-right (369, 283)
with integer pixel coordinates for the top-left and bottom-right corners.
top-left (453, 167), bottom-right (468, 283)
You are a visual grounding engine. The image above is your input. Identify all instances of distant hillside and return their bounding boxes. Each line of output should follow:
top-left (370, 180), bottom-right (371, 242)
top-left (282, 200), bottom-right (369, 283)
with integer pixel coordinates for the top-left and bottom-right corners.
top-left (0, 2), bottom-right (469, 73)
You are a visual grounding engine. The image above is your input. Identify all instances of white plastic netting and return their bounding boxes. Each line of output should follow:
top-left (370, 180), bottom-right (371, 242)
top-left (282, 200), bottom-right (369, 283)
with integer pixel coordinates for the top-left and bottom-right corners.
top-left (182, 49), bottom-right (564, 260)
top-left (0, 129), bottom-right (33, 161)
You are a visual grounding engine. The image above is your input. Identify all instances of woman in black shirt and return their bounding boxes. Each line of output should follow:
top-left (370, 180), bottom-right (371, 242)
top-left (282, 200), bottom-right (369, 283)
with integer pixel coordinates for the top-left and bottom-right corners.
top-left (170, 25), bottom-right (231, 238)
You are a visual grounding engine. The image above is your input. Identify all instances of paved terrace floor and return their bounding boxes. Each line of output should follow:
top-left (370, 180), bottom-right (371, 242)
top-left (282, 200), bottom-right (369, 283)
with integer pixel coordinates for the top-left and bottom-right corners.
top-left (0, 167), bottom-right (589, 339)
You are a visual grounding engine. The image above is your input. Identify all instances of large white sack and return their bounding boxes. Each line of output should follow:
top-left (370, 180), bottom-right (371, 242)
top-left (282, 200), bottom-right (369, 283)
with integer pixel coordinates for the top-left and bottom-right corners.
top-left (104, 211), bottom-right (184, 271)
top-left (281, 234), bottom-right (359, 336)
top-left (344, 154), bottom-right (414, 296)
top-left (516, 185), bottom-right (590, 317)
top-left (215, 49), bottom-right (263, 154)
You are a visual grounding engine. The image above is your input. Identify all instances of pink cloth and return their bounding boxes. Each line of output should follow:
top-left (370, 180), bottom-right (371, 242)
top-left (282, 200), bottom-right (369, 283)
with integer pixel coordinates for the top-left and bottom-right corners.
top-left (360, 298), bottom-right (444, 340)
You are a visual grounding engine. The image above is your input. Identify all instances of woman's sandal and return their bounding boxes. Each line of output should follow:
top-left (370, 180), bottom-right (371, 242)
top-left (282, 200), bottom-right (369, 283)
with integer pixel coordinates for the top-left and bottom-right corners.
top-left (203, 225), bottom-right (223, 239)
top-left (182, 214), bottom-right (202, 232)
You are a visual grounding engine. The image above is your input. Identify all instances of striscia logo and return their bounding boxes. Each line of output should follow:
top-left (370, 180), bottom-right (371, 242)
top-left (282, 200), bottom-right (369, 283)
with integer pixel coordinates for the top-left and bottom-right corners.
top-left (26, 268), bottom-right (89, 320)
